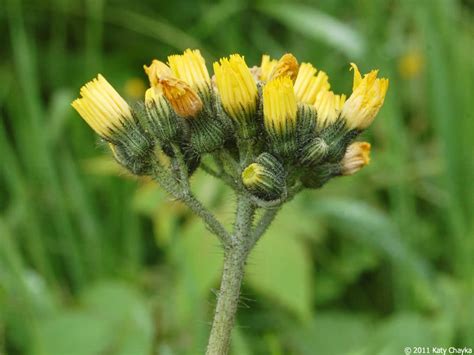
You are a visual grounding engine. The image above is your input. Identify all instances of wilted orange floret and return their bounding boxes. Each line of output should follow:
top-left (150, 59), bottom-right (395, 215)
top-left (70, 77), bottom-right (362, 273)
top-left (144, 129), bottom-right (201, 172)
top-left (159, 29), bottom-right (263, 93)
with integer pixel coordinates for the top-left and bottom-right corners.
top-left (159, 77), bottom-right (203, 118)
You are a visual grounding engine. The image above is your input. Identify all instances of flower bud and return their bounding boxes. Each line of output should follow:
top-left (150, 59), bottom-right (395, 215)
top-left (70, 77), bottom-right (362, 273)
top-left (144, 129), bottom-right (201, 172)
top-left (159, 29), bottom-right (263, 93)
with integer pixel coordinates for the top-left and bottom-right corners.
top-left (168, 49), bottom-right (212, 99)
top-left (296, 103), bottom-right (317, 148)
top-left (259, 55), bottom-right (278, 82)
top-left (314, 90), bottom-right (346, 129)
top-left (340, 141), bottom-right (371, 175)
top-left (263, 77), bottom-right (298, 158)
top-left (294, 63), bottom-right (330, 105)
top-left (268, 53), bottom-right (299, 82)
top-left (242, 153), bottom-right (286, 201)
top-left (144, 87), bottom-right (181, 142)
top-left (213, 54), bottom-right (258, 136)
top-left (300, 162), bottom-right (338, 189)
top-left (300, 137), bottom-right (329, 166)
top-left (159, 77), bottom-right (203, 118)
top-left (341, 63), bottom-right (389, 130)
top-left (187, 113), bottom-right (228, 153)
top-left (72, 74), bottom-right (152, 158)
top-left (144, 59), bottom-right (203, 118)
top-left (108, 143), bottom-right (152, 175)
top-left (143, 60), bottom-right (173, 86)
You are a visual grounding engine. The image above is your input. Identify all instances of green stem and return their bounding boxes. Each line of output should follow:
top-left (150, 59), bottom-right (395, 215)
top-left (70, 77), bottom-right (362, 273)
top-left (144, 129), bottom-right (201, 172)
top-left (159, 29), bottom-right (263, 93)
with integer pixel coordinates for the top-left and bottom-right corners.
top-left (152, 159), bottom-right (231, 244)
top-left (206, 197), bottom-right (255, 355)
top-left (248, 207), bottom-right (280, 249)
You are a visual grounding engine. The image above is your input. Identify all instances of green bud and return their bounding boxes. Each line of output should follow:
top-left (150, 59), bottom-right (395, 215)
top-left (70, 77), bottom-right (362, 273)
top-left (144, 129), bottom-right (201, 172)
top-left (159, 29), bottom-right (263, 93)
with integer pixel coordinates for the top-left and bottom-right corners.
top-left (241, 153), bottom-right (286, 201)
top-left (188, 113), bottom-right (228, 153)
top-left (109, 142), bottom-right (152, 175)
top-left (299, 137), bottom-right (329, 166)
top-left (326, 128), bottom-right (360, 163)
top-left (143, 87), bottom-right (181, 143)
top-left (300, 162), bottom-right (339, 189)
top-left (296, 104), bottom-right (317, 148)
top-left (187, 91), bottom-right (230, 153)
top-left (114, 116), bottom-right (154, 161)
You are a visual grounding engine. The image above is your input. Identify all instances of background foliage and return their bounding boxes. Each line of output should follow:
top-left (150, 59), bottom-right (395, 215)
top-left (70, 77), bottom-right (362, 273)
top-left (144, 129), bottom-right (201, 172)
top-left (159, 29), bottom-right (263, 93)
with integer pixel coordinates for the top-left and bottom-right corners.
top-left (1, 0), bottom-right (473, 354)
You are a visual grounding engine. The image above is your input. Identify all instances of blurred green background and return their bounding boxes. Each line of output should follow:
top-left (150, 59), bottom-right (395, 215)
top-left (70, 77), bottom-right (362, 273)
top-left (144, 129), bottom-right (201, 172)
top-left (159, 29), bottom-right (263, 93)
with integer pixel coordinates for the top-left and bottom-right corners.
top-left (1, 0), bottom-right (473, 354)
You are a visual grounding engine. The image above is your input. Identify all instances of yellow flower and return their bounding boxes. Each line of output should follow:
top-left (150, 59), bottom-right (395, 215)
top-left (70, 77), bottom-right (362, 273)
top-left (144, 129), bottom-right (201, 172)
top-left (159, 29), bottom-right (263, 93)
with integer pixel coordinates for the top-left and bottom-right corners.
top-left (293, 63), bottom-right (330, 104)
top-left (72, 74), bottom-right (132, 138)
top-left (268, 53), bottom-right (299, 82)
top-left (159, 77), bottom-right (203, 118)
top-left (123, 77), bottom-right (146, 99)
top-left (213, 54), bottom-right (258, 122)
top-left (398, 49), bottom-right (423, 79)
top-left (314, 90), bottom-right (346, 128)
top-left (259, 55), bottom-right (278, 82)
top-left (143, 60), bottom-right (173, 87)
top-left (340, 142), bottom-right (371, 175)
top-left (168, 49), bottom-right (211, 92)
top-left (341, 63), bottom-right (389, 130)
top-left (263, 77), bottom-right (297, 134)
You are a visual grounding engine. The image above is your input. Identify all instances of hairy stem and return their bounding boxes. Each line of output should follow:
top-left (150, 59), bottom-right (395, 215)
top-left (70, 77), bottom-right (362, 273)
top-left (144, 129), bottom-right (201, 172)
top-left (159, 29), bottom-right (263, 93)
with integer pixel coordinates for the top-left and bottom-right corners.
top-left (152, 159), bottom-right (230, 244)
top-left (206, 197), bottom-right (255, 355)
top-left (249, 207), bottom-right (280, 249)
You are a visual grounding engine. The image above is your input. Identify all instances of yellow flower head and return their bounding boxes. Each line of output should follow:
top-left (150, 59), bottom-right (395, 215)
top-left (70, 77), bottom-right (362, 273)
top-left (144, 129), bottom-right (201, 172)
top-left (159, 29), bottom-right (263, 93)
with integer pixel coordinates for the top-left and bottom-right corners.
top-left (263, 77), bottom-right (297, 134)
top-left (241, 163), bottom-right (265, 188)
top-left (168, 49), bottom-right (211, 92)
top-left (341, 63), bottom-right (389, 130)
top-left (398, 49), bottom-right (423, 79)
top-left (159, 77), bottom-right (202, 118)
top-left (123, 77), bottom-right (146, 99)
top-left (314, 90), bottom-right (346, 128)
top-left (294, 63), bottom-right (330, 104)
top-left (268, 53), bottom-right (299, 82)
top-left (341, 142), bottom-right (371, 175)
top-left (213, 54), bottom-right (258, 122)
top-left (259, 55), bottom-right (278, 82)
top-left (71, 74), bottom-right (132, 138)
top-left (143, 60), bottom-right (173, 87)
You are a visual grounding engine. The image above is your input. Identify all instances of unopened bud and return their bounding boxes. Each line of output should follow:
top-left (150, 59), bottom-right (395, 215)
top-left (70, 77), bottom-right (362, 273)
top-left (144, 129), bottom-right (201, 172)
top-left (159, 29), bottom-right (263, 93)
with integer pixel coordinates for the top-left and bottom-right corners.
top-left (144, 87), bottom-right (181, 142)
top-left (300, 137), bottom-right (329, 166)
top-left (242, 153), bottom-right (286, 201)
top-left (108, 143), bottom-right (152, 175)
top-left (340, 142), bottom-right (371, 175)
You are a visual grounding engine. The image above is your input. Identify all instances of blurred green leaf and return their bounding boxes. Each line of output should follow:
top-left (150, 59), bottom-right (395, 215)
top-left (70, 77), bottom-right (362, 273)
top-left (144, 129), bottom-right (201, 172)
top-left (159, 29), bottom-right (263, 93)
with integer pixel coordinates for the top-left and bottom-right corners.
top-left (257, 3), bottom-right (365, 58)
top-left (372, 313), bottom-right (449, 355)
top-left (308, 197), bottom-right (431, 280)
top-left (247, 219), bottom-right (313, 320)
top-left (33, 281), bottom-right (153, 355)
top-left (106, 8), bottom-right (207, 55)
top-left (33, 312), bottom-right (111, 355)
top-left (289, 312), bottom-right (372, 355)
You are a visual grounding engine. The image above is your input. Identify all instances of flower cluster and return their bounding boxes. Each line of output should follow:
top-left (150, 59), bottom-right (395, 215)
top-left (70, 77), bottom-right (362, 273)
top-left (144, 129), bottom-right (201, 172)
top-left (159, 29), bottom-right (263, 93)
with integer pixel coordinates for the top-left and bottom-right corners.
top-left (72, 49), bottom-right (388, 202)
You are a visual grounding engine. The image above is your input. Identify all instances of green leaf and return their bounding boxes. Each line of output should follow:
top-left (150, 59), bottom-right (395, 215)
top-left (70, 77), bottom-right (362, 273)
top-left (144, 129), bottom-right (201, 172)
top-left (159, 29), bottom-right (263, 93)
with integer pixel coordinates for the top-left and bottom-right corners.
top-left (257, 3), bottom-right (365, 58)
top-left (308, 197), bottom-right (431, 280)
top-left (33, 281), bottom-right (153, 355)
top-left (373, 313), bottom-right (446, 355)
top-left (288, 312), bottom-right (372, 355)
top-left (33, 312), bottom-right (111, 355)
top-left (246, 217), bottom-right (313, 320)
